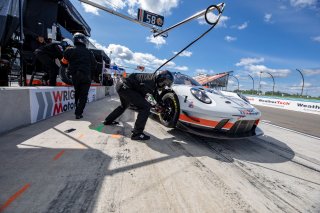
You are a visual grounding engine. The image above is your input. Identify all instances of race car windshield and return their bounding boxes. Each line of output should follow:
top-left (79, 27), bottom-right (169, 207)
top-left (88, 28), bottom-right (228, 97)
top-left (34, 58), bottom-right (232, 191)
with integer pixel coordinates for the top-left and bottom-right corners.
top-left (173, 73), bottom-right (201, 86)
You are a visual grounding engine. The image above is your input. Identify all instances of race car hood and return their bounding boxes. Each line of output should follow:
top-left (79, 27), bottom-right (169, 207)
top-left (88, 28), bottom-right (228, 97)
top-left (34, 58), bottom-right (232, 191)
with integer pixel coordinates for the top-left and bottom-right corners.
top-left (172, 85), bottom-right (261, 119)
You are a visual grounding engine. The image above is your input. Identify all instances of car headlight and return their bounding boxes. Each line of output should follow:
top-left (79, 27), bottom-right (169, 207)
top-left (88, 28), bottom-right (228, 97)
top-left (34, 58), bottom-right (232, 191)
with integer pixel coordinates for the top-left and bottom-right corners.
top-left (190, 88), bottom-right (212, 104)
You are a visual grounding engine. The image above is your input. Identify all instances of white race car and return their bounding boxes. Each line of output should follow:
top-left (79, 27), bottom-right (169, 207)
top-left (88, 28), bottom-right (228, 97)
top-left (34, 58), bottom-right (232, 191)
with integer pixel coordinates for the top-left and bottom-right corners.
top-left (156, 72), bottom-right (263, 139)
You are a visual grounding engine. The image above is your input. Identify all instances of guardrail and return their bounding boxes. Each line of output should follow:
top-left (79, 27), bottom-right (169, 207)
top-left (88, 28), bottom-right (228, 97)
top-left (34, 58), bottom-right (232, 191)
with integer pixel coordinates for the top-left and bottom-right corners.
top-left (246, 95), bottom-right (320, 115)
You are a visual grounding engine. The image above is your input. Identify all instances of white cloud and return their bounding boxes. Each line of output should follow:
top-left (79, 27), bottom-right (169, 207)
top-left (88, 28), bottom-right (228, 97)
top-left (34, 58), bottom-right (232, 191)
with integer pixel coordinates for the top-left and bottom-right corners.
top-left (195, 69), bottom-right (215, 74)
top-left (81, 0), bottom-right (178, 17)
top-left (89, 38), bottom-right (189, 71)
top-left (174, 66), bottom-right (188, 71)
top-left (81, 4), bottom-right (100, 15)
top-left (302, 82), bottom-right (312, 87)
top-left (260, 81), bottom-right (268, 85)
top-left (224, 36), bottom-right (237, 42)
top-left (173, 50), bottom-right (192, 57)
top-left (228, 80), bottom-right (235, 85)
top-left (132, 52), bottom-right (175, 69)
top-left (198, 14), bottom-right (230, 27)
top-left (290, 82), bottom-right (312, 90)
top-left (236, 57), bottom-right (265, 66)
top-left (248, 64), bottom-right (291, 77)
top-left (290, 0), bottom-right (317, 8)
top-left (146, 35), bottom-right (166, 47)
top-left (195, 69), bottom-right (207, 74)
top-left (301, 68), bottom-right (320, 76)
top-left (127, 0), bottom-right (179, 17)
top-left (237, 22), bottom-right (248, 30)
top-left (109, 44), bottom-right (134, 60)
top-left (81, 0), bottom-right (126, 15)
top-left (264, 13), bottom-right (272, 23)
top-left (235, 57), bottom-right (290, 77)
top-left (312, 36), bottom-right (320, 42)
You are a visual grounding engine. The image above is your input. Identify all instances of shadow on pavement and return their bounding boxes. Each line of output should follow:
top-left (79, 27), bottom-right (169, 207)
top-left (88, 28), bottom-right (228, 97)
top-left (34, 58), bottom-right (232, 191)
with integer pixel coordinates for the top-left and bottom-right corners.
top-left (145, 115), bottom-right (295, 164)
top-left (0, 97), bottom-right (299, 212)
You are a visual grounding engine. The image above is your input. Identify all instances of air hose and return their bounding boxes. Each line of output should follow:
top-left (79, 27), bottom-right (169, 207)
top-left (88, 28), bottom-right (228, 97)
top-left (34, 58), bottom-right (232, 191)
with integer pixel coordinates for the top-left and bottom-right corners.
top-left (154, 4), bottom-right (225, 73)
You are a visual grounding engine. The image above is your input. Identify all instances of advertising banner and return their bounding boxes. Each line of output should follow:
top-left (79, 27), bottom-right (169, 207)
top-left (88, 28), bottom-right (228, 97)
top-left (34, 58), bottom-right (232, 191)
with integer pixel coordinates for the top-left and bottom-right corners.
top-left (246, 95), bottom-right (320, 115)
top-left (30, 87), bottom-right (96, 123)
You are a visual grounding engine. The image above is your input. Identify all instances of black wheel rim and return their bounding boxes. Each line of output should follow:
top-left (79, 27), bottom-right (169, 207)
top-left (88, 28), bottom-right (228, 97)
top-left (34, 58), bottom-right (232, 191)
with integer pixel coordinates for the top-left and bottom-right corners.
top-left (161, 98), bottom-right (176, 123)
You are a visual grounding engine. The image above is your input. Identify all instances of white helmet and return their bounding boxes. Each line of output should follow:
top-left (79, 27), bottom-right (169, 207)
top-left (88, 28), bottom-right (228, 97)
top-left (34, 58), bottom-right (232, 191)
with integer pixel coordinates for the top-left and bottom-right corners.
top-left (61, 38), bottom-right (74, 49)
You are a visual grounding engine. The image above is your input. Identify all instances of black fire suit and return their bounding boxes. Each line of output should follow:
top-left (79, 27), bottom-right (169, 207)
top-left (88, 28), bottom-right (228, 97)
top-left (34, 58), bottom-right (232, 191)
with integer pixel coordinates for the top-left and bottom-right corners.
top-left (62, 44), bottom-right (97, 117)
top-left (104, 73), bottom-right (159, 134)
top-left (34, 43), bottom-right (63, 86)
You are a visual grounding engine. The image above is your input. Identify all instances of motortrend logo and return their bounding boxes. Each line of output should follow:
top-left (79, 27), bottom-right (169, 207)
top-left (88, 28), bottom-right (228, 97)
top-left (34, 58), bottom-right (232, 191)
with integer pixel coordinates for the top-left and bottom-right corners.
top-left (52, 90), bottom-right (75, 115)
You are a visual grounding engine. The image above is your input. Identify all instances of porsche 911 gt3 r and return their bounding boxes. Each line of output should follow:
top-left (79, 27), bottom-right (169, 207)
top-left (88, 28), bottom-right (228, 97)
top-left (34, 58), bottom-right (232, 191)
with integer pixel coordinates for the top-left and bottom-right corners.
top-left (156, 72), bottom-right (263, 139)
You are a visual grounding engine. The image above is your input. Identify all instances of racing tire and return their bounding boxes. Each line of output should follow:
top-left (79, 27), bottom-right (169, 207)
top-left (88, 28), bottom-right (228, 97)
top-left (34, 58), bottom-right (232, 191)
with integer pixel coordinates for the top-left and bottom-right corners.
top-left (159, 92), bottom-right (180, 128)
top-left (59, 66), bottom-right (73, 85)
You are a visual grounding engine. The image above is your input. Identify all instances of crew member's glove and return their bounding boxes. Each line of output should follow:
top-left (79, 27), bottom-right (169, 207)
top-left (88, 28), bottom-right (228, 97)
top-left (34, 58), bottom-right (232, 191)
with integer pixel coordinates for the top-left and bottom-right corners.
top-left (60, 61), bottom-right (68, 68)
top-left (154, 104), bottom-right (165, 113)
top-left (145, 93), bottom-right (157, 106)
top-left (61, 57), bottom-right (69, 68)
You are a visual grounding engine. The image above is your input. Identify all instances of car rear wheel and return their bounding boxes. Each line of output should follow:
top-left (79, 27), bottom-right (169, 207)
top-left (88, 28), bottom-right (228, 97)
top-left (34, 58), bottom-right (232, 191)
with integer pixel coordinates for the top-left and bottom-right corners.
top-left (159, 93), bottom-right (179, 128)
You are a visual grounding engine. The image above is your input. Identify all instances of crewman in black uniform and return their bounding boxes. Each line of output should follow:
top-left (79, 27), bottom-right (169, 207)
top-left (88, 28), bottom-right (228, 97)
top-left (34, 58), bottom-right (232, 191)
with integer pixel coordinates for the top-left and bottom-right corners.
top-left (34, 38), bottom-right (73, 86)
top-left (103, 70), bottom-right (174, 140)
top-left (61, 33), bottom-right (97, 119)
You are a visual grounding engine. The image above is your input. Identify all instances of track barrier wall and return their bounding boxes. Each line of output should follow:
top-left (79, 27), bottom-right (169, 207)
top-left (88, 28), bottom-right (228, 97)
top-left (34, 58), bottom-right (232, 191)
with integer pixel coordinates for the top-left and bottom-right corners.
top-left (0, 86), bottom-right (110, 134)
top-left (246, 95), bottom-right (320, 115)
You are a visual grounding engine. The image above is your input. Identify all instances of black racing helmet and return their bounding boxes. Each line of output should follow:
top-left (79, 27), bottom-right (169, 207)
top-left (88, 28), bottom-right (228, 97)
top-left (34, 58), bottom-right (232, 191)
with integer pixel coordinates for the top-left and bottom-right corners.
top-left (156, 70), bottom-right (174, 88)
top-left (60, 38), bottom-right (74, 50)
top-left (73, 32), bottom-right (88, 46)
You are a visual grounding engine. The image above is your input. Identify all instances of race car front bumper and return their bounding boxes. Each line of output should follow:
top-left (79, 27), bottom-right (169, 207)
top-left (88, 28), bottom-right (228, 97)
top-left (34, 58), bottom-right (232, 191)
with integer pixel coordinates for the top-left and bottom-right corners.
top-left (177, 121), bottom-right (264, 139)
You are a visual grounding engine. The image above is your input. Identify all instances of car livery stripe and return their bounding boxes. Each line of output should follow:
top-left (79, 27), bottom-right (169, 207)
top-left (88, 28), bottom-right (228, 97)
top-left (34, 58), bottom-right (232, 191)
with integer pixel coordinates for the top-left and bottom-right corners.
top-left (179, 114), bottom-right (234, 130)
top-left (222, 122), bottom-right (234, 129)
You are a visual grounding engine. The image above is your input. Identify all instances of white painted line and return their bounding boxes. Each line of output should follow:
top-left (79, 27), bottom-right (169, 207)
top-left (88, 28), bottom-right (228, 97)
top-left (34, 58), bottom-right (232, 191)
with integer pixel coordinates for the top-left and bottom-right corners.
top-left (261, 120), bottom-right (320, 140)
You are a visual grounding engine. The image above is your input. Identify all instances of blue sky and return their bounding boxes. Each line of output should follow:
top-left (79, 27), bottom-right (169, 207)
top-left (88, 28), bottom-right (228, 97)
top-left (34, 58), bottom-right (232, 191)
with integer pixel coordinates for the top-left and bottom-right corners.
top-left (70, 0), bottom-right (320, 97)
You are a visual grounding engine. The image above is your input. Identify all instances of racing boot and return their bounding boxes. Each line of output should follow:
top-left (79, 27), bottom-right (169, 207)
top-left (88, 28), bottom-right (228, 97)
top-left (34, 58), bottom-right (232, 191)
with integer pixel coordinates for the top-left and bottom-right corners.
top-left (103, 120), bottom-right (120, 125)
top-left (131, 132), bottom-right (150, 141)
top-left (76, 115), bottom-right (83, 119)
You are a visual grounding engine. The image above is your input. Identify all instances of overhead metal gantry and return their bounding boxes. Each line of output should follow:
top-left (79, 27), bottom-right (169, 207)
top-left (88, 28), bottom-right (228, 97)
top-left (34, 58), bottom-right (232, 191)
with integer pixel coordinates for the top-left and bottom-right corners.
top-left (79, 0), bottom-right (226, 72)
top-left (79, 0), bottom-right (225, 37)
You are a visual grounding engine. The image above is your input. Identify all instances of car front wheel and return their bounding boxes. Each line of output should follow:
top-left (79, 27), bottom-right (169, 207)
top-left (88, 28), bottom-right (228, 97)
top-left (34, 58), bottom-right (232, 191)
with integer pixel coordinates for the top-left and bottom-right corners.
top-left (159, 93), bottom-right (180, 128)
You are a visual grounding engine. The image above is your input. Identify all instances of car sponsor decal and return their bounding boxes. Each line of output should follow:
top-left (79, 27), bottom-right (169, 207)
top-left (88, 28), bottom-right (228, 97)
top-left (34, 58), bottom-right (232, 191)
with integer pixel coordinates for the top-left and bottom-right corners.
top-left (179, 114), bottom-right (234, 130)
top-left (188, 101), bottom-right (194, 108)
top-left (238, 108), bottom-right (259, 115)
top-left (30, 87), bottom-right (96, 123)
top-left (246, 95), bottom-right (320, 115)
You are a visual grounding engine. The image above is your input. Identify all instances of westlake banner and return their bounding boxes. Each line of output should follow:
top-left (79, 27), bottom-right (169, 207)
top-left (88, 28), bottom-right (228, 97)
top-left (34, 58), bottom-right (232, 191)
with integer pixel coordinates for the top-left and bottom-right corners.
top-left (30, 87), bottom-right (97, 123)
top-left (246, 95), bottom-right (320, 115)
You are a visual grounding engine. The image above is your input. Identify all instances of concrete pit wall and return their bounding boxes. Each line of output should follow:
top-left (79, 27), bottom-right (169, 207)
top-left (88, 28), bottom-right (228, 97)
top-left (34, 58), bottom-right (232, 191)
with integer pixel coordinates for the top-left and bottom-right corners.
top-left (0, 86), bottom-right (110, 134)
